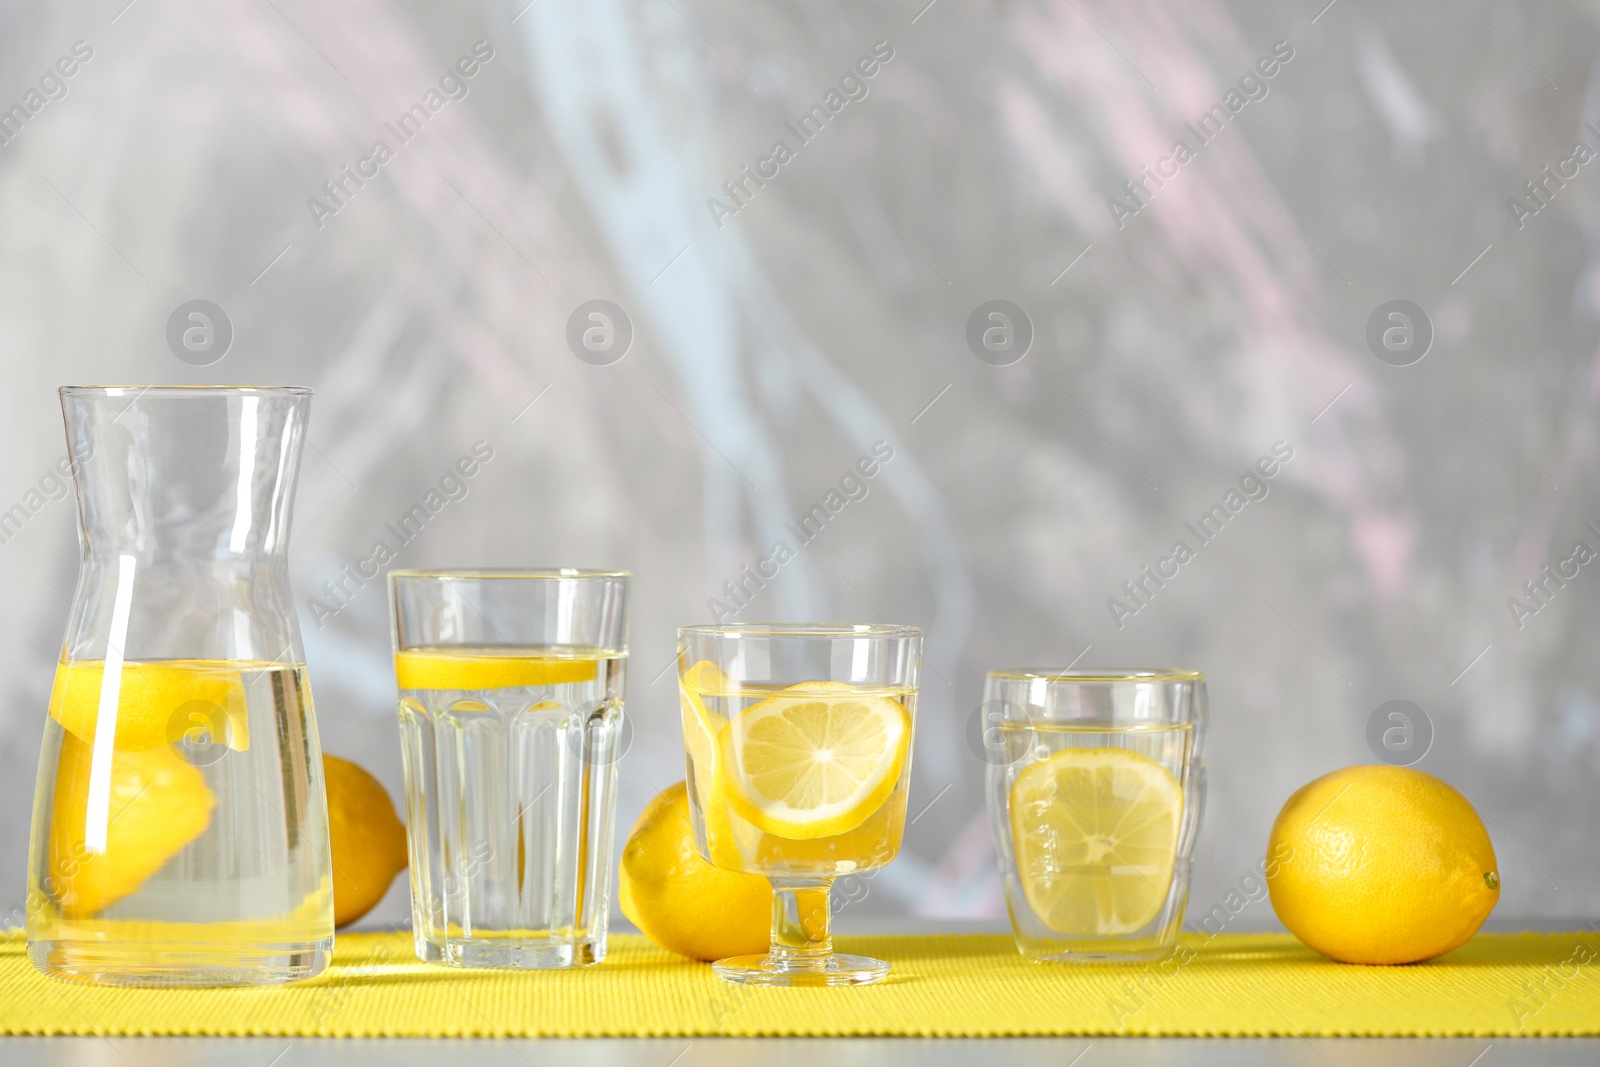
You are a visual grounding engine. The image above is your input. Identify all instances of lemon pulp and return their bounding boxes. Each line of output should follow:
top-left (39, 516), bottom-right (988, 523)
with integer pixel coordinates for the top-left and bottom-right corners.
top-left (719, 686), bottom-right (911, 841)
top-left (1009, 747), bottom-right (1183, 936)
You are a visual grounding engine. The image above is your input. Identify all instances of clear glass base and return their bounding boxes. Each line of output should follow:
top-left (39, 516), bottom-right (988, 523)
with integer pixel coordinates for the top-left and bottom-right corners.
top-left (712, 952), bottom-right (890, 986)
top-left (414, 934), bottom-right (602, 969)
top-left (29, 939), bottom-right (332, 987)
top-left (1019, 944), bottom-right (1177, 964)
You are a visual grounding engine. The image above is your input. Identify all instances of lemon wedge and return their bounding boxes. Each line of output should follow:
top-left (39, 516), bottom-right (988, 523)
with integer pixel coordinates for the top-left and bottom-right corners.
top-left (1009, 747), bottom-right (1182, 936)
top-left (719, 684), bottom-right (910, 841)
top-left (49, 732), bottom-right (216, 916)
top-left (678, 660), bottom-right (752, 867)
top-left (680, 660), bottom-right (731, 728)
top-left (679, 661), bottom-right (729, 788)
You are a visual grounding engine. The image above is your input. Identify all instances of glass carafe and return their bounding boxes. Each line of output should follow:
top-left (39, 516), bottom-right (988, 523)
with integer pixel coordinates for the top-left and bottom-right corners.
top-left (26, 386), bottom-right (334, 986)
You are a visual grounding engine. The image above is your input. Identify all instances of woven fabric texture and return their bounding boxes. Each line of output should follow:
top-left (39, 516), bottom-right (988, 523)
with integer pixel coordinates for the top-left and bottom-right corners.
top-left (3, 931), bottom-right (1596, 1037)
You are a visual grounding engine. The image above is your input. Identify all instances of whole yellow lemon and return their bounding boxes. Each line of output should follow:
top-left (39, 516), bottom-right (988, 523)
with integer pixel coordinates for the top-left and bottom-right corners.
top-left (619, 781), bottom-right (772, 961)
top-left (1266, 765), bottom-right (1499, 965)
top-left (324, 754), bottom-right (408, 928)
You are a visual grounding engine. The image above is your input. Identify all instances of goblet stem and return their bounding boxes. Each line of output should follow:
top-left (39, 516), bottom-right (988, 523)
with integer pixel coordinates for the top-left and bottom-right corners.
top-left (711, 875), bottom-right (889, 986)
top-left (769, 879), bottom-right (833, 962)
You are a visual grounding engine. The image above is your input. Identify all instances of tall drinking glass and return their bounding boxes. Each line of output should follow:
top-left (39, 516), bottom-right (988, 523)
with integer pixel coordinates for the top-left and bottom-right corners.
top-left (983, 669), bottom-right (1207, 962)
top-left (28, 386), bottom-right (332, 987)
top-left (389, 569), bottom-right (629, 968)
top-left (678, 623), bottom-right (921, 986)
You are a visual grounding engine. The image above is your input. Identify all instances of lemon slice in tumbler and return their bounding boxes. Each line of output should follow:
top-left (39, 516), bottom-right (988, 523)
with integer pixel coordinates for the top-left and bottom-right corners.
top-left (719, 684), bottom-right (910, 841)
top-left (1009, 747), bottom-right (1183, 936)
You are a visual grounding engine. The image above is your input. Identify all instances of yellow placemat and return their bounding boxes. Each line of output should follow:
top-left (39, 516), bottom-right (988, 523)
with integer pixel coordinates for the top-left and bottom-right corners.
top-left (3, 931), bottom-right (1598, 1037)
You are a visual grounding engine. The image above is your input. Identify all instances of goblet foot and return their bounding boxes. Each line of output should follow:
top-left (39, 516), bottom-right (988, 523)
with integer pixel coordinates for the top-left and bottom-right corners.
top-left (711, 951), bottom-right (889, 987)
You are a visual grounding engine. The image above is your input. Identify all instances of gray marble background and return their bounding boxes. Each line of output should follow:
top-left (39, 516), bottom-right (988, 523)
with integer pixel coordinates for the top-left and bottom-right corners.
top-left (0, 0), bottom-right (1596, 933)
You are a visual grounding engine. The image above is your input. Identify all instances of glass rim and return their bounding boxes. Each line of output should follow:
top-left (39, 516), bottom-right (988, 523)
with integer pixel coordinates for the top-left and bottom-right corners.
top-left (59, 385), bottom-right (314, 397)
top-left (389, 567), bottom-right (632, 581)
top-left (678, 622), bottom-right (922, 638)
top-left (987, 667), bottom-right (1204, 683)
